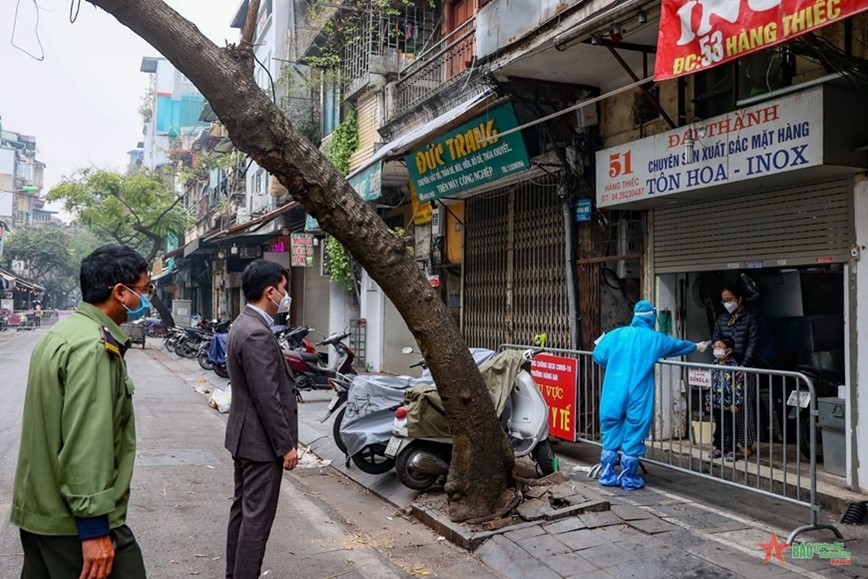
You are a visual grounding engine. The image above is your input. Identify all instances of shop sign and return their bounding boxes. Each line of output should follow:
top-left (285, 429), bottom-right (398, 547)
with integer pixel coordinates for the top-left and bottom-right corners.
top-left (406, 103), bottom-right (530, 203)
top-left (290, 233), bottom-right (315, 267)
top-left (688, 369), bottom-right (712, 388)
top-left (596, 87), bottom-right (823, 208)
top-left (410, 183), bottom-right (433, 225)
top-left (530, 353), bottom-right (578, 441)
top-left (575, 198), bottom-right (592, 222)
top-left (655, 0), bottom-right (868, 81)
top-left (348, 161), bottom-right (382, 202)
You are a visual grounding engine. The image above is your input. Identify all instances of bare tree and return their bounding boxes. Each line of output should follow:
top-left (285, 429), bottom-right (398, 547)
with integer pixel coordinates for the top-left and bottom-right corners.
top-left (84, 0), bottom-right (517, 521)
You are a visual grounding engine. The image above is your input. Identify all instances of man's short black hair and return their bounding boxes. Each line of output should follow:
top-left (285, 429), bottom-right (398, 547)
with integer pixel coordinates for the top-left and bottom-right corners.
top-left (80, 245), bottom-right (149, 305)
top-left (242, 259), bottom-right (288, 302)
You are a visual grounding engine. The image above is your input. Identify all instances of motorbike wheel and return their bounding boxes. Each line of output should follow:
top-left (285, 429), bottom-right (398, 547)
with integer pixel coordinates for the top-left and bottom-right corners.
top-left (198, 350), bottom-right (214, 371)
top-left (532, 439), bottom-right (556, 476)
top-left (332, 407), bottom-right (348, 455)
top-left (213, 364), bottom-right (229, 379)
top-left (350, 444), bottom-right (395, 475)
top-left (395, 446), bottom-right (440, 491)
top-left (178, 340), bottom-right (199, 359)
top-left (164, 336), bottom-right (177, 354)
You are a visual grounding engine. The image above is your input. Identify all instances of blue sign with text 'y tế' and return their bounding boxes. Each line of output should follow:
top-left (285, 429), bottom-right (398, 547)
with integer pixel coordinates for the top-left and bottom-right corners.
top-left (406, 103), bottom-right (530, 203)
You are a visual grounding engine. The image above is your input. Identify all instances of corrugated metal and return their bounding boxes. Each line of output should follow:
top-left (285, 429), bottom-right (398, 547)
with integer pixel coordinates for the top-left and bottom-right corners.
top-left (652, 179), bottom-right (851, 274)
top-left (464, 173), bottom-right (569, 349)
top-left (349, 93), bottom-right (380, 173)
top-left (302, 246), bottom-right (331, 334)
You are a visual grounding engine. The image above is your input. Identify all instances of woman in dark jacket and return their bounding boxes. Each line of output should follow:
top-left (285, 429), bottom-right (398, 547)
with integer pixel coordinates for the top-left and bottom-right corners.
top-left (712, 286), bottom-right (760, 458)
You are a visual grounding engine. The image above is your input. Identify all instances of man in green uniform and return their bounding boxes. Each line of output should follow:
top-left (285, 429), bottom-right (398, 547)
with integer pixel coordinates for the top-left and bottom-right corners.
top-left (11, 244), bottom-right (150, 579)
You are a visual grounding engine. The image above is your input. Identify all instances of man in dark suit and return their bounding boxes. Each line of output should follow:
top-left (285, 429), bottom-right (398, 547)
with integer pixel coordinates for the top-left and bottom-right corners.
top-left (224, 259), bottom-right (298, 579)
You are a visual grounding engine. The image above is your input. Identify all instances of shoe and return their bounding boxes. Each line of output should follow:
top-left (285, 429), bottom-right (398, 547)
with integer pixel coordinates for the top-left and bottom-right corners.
top-left (618, 455), bottom-right (645, 490)
top-left (725, 452), bottom-right (737, 462)
top-left (709, 449), bottom-right (722, 459)
top-left (598, 449), bottom-right (619, 487)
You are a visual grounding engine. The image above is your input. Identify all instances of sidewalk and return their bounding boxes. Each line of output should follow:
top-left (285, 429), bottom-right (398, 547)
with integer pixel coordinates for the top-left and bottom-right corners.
top-left (162, 344), bottom-right (867, 578)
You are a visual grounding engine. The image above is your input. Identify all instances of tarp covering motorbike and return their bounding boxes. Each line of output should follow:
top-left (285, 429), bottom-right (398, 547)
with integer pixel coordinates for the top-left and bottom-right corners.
top-left (340, 374), bottom-right (415, 457)
top-left (339, 348), bottom-right (497, 456)
top-left (404, 349), bottom-right (526, 439)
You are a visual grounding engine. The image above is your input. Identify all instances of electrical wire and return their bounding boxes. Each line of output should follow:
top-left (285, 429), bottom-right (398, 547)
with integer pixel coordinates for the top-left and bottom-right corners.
top-left (252, 48), bottom-right (277, 104)
top-left (10, 0), bottom-right (45, 61)
top-left (69, 0), bottom-right (80, 23)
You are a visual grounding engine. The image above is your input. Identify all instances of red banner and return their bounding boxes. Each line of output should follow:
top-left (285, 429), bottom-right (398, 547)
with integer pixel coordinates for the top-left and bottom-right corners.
top-left (530, 354), bottom-right (578, 441)
top-left (655, 0), bottom-right (868, 80)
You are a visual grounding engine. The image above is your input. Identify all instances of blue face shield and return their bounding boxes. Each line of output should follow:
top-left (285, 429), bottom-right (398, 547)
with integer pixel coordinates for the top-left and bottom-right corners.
top-left (122, 285), bottom-right (151, 321)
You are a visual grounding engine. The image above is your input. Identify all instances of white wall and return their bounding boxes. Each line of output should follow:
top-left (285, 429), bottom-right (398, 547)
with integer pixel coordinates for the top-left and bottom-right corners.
top-left (359, 271), bottom-right (383, 372)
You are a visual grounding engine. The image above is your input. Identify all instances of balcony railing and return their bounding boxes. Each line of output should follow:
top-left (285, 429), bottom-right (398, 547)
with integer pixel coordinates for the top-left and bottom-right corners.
top-left (392, 16), bottom-right (476, 119)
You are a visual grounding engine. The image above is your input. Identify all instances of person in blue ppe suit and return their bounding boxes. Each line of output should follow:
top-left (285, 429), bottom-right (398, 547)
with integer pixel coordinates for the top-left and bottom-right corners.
top-left (593, 300), bottom-right (709, 490)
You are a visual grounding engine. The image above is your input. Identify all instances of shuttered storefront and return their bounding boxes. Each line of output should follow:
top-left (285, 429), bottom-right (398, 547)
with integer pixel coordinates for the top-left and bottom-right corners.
top-left (464, 173), bottom-right (570, 349)
top-left (652, 179), bottom-right (851, 273)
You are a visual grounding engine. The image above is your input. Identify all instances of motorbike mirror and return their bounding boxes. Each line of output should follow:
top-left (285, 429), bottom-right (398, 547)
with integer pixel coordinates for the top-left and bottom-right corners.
top-left (401, 346), bottom-right (414, 354)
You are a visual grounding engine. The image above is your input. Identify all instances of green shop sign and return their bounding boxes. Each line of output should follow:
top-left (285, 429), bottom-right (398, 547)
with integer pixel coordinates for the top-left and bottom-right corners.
top-left (406, 103), bottom-right (530, 202)
top-left (348, 161), bottom-right (382, 202)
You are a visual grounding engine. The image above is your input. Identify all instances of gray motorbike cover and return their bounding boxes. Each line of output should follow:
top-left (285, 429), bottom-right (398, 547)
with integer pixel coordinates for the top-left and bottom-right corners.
top-left (404, 349), bottom-right (526, 439)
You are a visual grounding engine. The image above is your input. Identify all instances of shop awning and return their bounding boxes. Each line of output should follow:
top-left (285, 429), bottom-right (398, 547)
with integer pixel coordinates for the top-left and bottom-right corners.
top-left (161, 241), bottom-right (191, 260)
top-left (205, 201), bottom-right (300, 244)
top-left (151, 268), bottom-right (175, 283)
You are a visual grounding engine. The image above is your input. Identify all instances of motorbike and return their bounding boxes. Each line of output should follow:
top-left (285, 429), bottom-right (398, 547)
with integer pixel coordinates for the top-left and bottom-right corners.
top-left (385, 348), bottom-right (556, 491)
top-left (335, 371), bottom-right (418, 474)
top-left (284, 330), bottom-right (356, 393)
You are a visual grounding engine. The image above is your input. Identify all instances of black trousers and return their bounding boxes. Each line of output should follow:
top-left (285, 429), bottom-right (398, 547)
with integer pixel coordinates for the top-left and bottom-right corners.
top-left (20, 524), bottom-right (146, 579)
top-left (226, 457), bottom-right (284, 579)
top-left (712, 409), bottom-right (736, 452)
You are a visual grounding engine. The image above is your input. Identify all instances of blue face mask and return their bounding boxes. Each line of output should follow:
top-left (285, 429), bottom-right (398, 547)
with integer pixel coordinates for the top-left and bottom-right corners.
top-left (122, 285), bottom-right (151, 321)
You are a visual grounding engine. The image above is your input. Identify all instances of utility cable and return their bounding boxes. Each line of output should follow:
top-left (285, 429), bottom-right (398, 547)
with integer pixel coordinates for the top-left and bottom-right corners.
top-left (10, 0), bottom-right (45, 61)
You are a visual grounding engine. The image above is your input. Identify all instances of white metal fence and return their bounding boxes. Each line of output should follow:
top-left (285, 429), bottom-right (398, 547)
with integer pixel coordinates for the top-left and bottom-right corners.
top-left (498, 343), bottom-right (843, 543)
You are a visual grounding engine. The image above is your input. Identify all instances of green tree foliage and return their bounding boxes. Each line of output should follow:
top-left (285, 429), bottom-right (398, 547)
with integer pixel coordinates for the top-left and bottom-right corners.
top-left (321, 109), bottom-right (358, 176)
top-left (47, 169), bottom-right (192, 263)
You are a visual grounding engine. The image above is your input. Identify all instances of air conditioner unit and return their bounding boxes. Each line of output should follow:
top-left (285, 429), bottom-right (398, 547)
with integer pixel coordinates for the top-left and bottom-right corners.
top-left (239, 246), bottom-right (260, 259)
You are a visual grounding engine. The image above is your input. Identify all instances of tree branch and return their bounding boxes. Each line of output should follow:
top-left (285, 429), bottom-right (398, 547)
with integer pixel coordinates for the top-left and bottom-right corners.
top-left (141, 192), bottom-right (185, 232)
top-left (241, 0), bottom-right (261, 47)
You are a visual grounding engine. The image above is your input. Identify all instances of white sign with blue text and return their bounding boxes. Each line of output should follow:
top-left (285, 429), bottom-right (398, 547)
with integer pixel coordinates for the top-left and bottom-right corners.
top-left (596, 87), bottom-right (824, 208)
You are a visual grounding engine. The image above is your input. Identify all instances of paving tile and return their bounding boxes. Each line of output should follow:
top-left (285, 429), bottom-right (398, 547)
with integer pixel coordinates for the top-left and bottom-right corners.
top-left (513, 532), bottom-right (573, 558)
top-left (475, 534), bottom-right (562, 579)
top-left (684, 539), bottom-right (793, 577)
top-left (566, 570), bottom-right (616, 579)
top-left (605, 553), bottom-right (722, 579)
top-left (578, 511), bottom-right (623, 529)
top-left (654, 528), bottom-right (712, 548)
top-left (668, 511), bottom-right (748, 531)
top-left (554, 528), bottom-right (611, 551)
top-left (577, 541), bottom-right (640, 568)
top-left (625, 517), bottom-right (681, 534)
top-left (503, 524), bottom-right (547, 541)
top-left (647, 502), bottom-right (710, 518)
top-left (610, 504), bottom-right (654, 521)
top-left (543, 516), bottom-right (586, 535)
top-left (540, 552), bottom-right (599, 576)
top-left (590, 525), bottom-right (645, 543)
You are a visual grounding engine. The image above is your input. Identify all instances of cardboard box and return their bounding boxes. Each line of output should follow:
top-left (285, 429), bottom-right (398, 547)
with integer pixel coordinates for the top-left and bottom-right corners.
top-left (691, 420), bottom-right (714, 445)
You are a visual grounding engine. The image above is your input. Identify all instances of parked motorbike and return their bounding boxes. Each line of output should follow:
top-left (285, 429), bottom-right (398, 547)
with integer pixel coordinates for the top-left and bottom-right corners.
top-left (385, 348), bottom-right (555, 491)
top-left (336, 371), bottom-right (418, 474)
top-left (284, 330), bottom-right (356, 393)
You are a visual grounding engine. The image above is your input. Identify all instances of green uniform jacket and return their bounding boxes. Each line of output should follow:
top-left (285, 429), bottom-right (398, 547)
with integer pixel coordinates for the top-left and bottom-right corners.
top-left (11, 303), bottom-right (136, 536)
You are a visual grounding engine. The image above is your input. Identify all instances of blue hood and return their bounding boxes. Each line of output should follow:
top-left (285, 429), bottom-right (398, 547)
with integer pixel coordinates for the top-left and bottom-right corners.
top-left (630, 300), bottom-right (657, 330)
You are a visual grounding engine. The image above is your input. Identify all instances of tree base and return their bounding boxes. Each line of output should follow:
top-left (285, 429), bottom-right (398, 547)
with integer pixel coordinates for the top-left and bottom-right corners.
top-left (447, 486), bottom-right (522, 524)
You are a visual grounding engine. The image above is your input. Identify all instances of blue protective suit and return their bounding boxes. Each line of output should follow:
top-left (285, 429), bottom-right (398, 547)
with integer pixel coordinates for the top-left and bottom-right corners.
top-left (593, 300), bottom-right (696, 459)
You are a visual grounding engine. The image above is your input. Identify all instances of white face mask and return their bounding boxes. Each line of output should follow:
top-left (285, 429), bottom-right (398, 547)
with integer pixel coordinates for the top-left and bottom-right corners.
top-left (269, 288), bottom-right (292, 314)
top-left (713, 349), bottom-right (728, 360)
top-left (723, 301), bottom-right (739, 314)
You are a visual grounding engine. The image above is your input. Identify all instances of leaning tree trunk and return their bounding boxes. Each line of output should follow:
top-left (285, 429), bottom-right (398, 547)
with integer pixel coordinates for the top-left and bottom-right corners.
top-left (88, 0), bottom-right (517, 521)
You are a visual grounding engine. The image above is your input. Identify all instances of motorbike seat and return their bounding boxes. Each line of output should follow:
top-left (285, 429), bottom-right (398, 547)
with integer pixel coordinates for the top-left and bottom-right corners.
top-left (287, 350), bottom-right (322, 364)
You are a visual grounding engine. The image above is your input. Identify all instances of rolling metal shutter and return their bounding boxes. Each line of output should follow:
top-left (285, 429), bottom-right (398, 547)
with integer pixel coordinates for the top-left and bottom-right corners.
top-left (464, 173), bottom-right (570, 350)
top-left (652, 179), bottom-right (851, 274)
top-left (349, 92), bottom-right (380, 173)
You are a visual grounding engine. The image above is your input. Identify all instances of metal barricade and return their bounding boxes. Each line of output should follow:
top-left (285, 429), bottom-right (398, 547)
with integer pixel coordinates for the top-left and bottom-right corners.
top-left (497, 343), bottom-right (841, 543)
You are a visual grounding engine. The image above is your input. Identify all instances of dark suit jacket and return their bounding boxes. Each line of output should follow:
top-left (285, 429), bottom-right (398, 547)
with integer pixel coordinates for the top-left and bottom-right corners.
top-left (224, 306), bottom-right (298, 461)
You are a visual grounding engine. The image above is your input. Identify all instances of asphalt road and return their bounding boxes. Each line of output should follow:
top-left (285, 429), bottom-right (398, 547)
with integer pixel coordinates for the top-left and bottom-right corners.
top-left (0, 326), bottom-right (497, 578)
